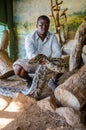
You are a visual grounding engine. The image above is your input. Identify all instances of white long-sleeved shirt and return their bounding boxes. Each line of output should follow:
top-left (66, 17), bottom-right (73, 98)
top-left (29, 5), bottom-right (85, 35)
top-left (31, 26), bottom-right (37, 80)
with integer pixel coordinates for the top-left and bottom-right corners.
top-left (13, 31), bottom-right (62, 71)
top-left (25, 31), bottom-right (62, 59)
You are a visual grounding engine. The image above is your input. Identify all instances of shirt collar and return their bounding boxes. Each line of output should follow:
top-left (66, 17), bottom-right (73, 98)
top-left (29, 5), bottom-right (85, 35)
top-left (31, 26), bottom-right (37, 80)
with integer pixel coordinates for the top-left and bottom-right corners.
top-left (35, 31), bottom-right (50, 40)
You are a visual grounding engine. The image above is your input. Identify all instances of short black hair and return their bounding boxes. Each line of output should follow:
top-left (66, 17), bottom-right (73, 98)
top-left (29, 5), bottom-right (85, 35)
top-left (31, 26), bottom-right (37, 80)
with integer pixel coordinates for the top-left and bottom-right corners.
top-left (37, 15), bottom-right (50, 24)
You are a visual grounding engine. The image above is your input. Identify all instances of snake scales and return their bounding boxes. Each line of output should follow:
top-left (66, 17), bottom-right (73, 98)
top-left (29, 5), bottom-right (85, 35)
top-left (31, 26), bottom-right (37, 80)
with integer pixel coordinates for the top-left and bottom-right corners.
top-left (28, 54), bottom-right (69, 73)
top-left (0, 54), bottom-right (68, 79)
top-left (23, 54), bottom-right (69, 97)
top-left (0, 54), bottom-right (68, 98)
top-left (23, 65), bottom-right (47, 98)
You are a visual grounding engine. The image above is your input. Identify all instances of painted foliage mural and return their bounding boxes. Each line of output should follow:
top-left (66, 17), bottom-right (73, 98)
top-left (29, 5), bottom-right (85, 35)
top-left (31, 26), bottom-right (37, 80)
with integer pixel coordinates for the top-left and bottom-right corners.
top-left (13, 0), bottom-right (86, 58)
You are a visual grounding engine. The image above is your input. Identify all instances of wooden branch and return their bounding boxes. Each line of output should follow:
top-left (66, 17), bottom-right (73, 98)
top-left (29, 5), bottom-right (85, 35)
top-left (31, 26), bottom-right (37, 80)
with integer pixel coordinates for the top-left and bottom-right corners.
top-left (50, 0), bottom-right (57, 32)
top-left (60, 8), bottom-right (68, 22)
top-left (49, 0), bottom-right (68, 45)
top-left (58, 1), bottom-right (63, 5)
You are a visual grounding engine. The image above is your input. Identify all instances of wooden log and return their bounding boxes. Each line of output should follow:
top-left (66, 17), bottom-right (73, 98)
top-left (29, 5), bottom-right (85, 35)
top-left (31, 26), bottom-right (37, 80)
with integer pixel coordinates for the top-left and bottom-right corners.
top-left (0, 51), bottom-right (13, 75)
top-left (0, 29), bottom-right (14, 78)
top-left (54, 64), bottom-right (86, 110)
top-left (69, 18), bottom-right (86, 71)
top-left (0, 30), bottom-right (10, 51)
top-left (82, 45), bottom-right (86, 64)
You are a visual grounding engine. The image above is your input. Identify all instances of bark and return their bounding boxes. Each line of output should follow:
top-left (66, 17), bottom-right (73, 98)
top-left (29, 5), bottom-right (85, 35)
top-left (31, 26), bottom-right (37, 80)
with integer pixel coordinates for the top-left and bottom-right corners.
top-left (0, 51), bottom-right (13, 75)
top-left (69, 18), bottom-right (86, 71)
top-left (54, 64), bottom-right (86, 110)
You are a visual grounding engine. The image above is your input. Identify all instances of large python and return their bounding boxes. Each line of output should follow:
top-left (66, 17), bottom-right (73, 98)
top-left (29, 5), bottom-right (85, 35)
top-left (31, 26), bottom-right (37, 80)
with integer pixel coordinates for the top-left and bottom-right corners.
top-left (0, 54), bottom-right (69, 98)
top-left (22, 65), bottom-right (47, 98)
top-left (27, 54), bottom-right (69, 73)
top-left (0, 54), bottom-right (68, 79)
top-left (23, 54), bottom-right (69, 97)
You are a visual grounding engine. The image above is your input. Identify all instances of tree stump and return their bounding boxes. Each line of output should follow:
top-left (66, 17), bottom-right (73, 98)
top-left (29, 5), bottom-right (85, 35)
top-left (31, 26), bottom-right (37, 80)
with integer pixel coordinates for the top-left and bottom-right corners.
top-left (69, 18), bottom-right (86, 71)
top-left (0, 29), bottom-right (14, 77)
top-left (54, 64), bottom-right (86, 110)
top-left (0, 51), bottom-right (13, 75)
top-left (0, 30), bottom-right (10, 51)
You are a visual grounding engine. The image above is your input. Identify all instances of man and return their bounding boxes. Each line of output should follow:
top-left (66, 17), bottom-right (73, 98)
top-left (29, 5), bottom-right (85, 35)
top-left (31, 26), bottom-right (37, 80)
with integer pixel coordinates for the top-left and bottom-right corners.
top-left (13, 15), bottom-right (62, 91)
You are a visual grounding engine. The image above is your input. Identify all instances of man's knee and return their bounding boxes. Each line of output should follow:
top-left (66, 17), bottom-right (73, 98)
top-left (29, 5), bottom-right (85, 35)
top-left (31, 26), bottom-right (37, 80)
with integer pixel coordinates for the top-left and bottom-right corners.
top-left (13, 64), bottom-right (25, 77)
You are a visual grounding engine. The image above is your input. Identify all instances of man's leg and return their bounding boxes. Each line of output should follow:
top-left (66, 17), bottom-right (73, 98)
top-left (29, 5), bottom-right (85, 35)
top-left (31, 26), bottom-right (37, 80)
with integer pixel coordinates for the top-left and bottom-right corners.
top-left (48, 72), bottom-right (63, 91)
top-left (13, 64), bottom-right (33, 88)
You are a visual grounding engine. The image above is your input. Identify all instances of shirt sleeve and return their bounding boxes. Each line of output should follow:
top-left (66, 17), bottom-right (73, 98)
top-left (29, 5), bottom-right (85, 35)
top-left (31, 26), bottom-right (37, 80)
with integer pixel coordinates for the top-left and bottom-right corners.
top-left (51, 34), bottom-right (62, 58)
top-left (25, 35), bottom-right (38, 59)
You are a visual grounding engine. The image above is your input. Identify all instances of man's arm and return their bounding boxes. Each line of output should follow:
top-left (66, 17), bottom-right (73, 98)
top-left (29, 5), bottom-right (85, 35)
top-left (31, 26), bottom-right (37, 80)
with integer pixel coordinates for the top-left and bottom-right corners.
top-left (25, 35), bottom-right (38, 59)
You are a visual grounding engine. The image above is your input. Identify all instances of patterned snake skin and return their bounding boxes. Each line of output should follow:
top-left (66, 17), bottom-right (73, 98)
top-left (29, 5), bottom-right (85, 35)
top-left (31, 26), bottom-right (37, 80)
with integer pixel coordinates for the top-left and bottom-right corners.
top-left (0, 54), bottom-right (68, 98)
top-left (22, 65), bottom-right (47, 98)
top-left (28, 54), bottom-right (69, 73)
top-left (23, 54), bottom-right (69, 97)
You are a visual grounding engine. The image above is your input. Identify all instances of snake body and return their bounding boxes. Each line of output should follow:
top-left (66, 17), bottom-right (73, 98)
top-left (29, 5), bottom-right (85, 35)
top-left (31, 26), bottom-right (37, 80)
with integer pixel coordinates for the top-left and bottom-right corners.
top-left (23, 54), bottom-right (69, 97)
top-left (22, 65), bottom-right (47, 97)
top-left (0, 54), bottom-right (68, 98)
top-left (28, 54), bottom-right (68, 73)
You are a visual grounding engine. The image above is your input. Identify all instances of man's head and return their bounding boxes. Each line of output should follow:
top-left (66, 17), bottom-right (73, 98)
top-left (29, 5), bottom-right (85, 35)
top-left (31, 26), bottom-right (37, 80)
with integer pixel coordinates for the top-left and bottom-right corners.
top-left (36, 15), bottom-right (50, 39)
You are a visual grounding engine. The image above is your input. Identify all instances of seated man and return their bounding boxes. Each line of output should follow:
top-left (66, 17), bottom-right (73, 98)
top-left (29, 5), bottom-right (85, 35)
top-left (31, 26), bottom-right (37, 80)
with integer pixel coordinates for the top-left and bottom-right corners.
top-left (13, 15), bottom-right (62, 91)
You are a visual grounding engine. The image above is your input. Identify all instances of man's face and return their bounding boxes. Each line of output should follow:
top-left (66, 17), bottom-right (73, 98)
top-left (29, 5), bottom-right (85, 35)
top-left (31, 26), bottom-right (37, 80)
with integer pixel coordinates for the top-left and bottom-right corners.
top-left (36, 18), bottom-right (49, 36)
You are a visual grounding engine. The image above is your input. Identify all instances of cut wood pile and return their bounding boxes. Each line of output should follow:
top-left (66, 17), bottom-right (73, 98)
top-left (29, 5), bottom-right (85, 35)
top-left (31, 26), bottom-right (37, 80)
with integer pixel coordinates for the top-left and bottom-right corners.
top-left (0, 64), bottom-right (86, 130)
top-left (0, 93), bottom-right (85, 130)
top-left (54, 64), bottom-right (86, 110)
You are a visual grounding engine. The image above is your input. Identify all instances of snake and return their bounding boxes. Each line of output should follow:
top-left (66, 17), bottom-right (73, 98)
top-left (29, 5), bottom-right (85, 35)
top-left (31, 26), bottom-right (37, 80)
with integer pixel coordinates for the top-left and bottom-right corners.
top-left (22, 54), bottom-right (69, 97)
top-left (0, 54), bottom-right (68, 98)
top-left (0, 54), bottom-right (68, 79)
top-left (28, 54), bottom-right (69, 73)
top-left (22, 65), bottom-right (47, 98)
